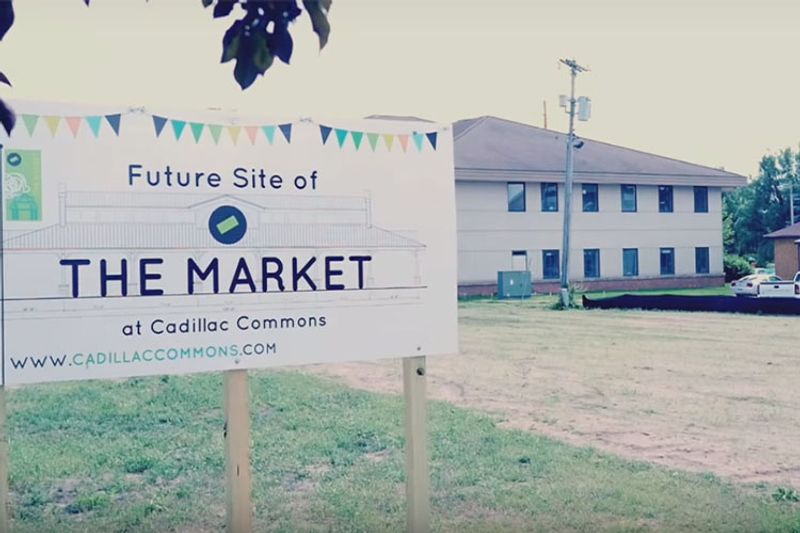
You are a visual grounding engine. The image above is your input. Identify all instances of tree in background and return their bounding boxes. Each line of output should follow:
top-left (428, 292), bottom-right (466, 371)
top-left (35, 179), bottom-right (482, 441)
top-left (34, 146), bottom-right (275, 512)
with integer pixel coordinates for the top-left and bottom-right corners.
top-left (0, 0), bottom-right (332, 133)
top-left (723, 147), bottom-right (800, 265)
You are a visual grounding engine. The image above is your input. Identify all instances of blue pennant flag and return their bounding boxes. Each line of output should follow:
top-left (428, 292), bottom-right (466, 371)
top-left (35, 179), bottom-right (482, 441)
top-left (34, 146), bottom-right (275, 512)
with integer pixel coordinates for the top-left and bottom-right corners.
top-left (426, 132), bottom-right (438, 150)
top-left (279, 123), bottom-right (292, 143)
top-left (320, 125), bottom-right (332, 145)
top-left (153, 115), bottom-right (168, 137)
top-left (104, 114), bottom-right (121, 136)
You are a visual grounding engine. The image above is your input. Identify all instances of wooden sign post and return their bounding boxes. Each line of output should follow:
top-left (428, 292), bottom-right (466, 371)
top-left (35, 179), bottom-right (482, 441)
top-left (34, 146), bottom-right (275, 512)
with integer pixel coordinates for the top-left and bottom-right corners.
top-left (224, 370), bottom-right (252, 533)
top-left (403, 356), bottom-right (430, 533)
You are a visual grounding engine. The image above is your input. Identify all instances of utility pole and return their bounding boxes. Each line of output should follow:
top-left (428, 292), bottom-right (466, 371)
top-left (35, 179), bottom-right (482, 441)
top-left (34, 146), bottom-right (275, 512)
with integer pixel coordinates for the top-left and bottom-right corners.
top-left (558, 58), bottom-right (589, 308)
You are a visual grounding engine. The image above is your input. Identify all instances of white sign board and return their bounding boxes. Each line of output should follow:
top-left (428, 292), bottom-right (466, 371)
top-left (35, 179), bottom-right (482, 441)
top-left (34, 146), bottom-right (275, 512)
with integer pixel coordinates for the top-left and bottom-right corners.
top-left (0, 102), bottom-right (457, 385)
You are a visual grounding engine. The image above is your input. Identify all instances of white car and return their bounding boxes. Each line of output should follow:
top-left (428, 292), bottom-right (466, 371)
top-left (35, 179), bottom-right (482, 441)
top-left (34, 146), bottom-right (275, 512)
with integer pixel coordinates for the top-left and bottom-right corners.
top-left (731, 274), bottom-right (782, 297)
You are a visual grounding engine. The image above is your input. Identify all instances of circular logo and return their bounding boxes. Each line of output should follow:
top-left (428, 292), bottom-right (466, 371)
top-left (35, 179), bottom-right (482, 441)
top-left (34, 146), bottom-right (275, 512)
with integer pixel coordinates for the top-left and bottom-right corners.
top-left (6, 152), bottom-right (22, 167)
top-left (209, 205), bottom-right (247, 245)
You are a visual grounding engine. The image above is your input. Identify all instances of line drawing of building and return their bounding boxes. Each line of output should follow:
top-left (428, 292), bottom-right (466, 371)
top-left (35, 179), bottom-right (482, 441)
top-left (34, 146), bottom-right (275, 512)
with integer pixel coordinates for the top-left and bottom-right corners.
top-left (2, 188), bottom-right (426, 318)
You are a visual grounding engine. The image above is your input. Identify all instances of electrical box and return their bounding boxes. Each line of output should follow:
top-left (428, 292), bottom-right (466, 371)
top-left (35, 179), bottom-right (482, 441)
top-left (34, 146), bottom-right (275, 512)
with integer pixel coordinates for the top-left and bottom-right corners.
top-left (577, 96), bottom-right (592, 121)
top-left (497, 271), bottom-right (532, 299)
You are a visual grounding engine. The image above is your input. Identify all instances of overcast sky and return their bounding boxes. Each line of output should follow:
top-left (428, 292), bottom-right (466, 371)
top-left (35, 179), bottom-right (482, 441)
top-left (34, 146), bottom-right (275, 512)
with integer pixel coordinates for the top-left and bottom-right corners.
top-left (1, 0), bottom-right (798, 177)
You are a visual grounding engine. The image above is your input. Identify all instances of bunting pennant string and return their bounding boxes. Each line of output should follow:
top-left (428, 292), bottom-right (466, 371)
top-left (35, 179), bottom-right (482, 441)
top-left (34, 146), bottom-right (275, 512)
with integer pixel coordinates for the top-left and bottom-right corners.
top-left (8, 111), bottom-right (445, 149)
top-left (314, 122), bottom-right (444, 153)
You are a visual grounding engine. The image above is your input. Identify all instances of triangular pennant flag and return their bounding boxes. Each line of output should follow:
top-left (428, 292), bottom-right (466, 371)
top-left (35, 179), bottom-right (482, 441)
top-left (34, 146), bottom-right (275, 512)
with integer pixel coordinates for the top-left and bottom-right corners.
top-left (244, 126), bottom-right (258, 145)
top-left (367, 133), bottom-right (380, 151)
top-left (351, 131), bottom-right (364, 150)
top-left (105, 114), bottom-right (121, 136)
top-left (152, 115), bottom-right (168, 137)
top-left (228, 125), bottom-right (241, 144)
top-left (383, 134), bottom-right (395, 151)
top-left (262, 125), bottom-right (276, 144)
top-left (190, 122), bottom-right (204, 143)
top-left (44, 116), bottom-right (61, 136)
top-left (412, 132), bottom-right (425, 152)
top-left (320, 125), bottom-right (332, 145)
top-left (21, 114), bottom-right (39, 136)
top-left (171, 119), bottom-right (187, 140)
top-left (278, 123), bottom-right (292, 143)
top-left (85, 116), bottom-right (102, 137)
top-left (398, 134), bottom-right (409, 152)
top-left (335, 128), bottom-right (348, 148)
top-left (65, 117), bottom-right (82, 137)
top-left (208, 124), bottom-right (222, 144)
top-left (426, 132), bottom-right (438, 150)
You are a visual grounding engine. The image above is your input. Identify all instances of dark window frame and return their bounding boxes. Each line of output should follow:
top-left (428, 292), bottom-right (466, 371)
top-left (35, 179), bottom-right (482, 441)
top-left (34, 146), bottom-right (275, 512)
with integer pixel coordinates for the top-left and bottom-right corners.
top-left (582, 184), bottom-right (599, 212)
top-left (695, 247), bottom-right (710, 274)
top-left (507, 182), bottom-right (526, 213)
top-left (658, 185), bottom-right (674, 213)
top-left (541, 183), bottom-right (559, 212)
top-left (512, 250), bottom-right (528, 271)
top-left (542, 249), bottom-right (560, 279)
top-left (621, 184), bottom-right (637, 212)
top-left (622, 248), bottom-right (639, 277)
top-left (583, 249), bottom-right (601, 278)
top-left (694, 186), bottom-right (709, 213)
top-left (660, 247), bottom-right (675, 276)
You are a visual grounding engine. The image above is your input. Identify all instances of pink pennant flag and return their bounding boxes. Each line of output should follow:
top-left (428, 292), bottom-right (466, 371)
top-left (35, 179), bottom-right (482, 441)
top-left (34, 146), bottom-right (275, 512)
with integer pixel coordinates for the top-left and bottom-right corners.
top-left (398, 134), bottom-right (410, 152)
top-left (65, 117), bottom-right (82, 137)
top-left (244, 126), bottom-right (259, 145)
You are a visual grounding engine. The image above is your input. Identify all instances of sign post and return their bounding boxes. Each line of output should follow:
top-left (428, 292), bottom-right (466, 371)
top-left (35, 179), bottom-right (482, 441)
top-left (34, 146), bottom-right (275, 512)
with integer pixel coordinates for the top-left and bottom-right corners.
top-left (224, 369), bottom-right (252, 533)
top-left (403, 356), bottom-right (430, 533)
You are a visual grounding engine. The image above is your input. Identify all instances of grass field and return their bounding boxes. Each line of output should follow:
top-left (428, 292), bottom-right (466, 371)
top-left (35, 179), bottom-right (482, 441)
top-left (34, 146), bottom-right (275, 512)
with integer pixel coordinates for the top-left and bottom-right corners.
top-left (6, 371), bottom-right (800, 532)
top-left (6, 297), bottom-right (800, 531)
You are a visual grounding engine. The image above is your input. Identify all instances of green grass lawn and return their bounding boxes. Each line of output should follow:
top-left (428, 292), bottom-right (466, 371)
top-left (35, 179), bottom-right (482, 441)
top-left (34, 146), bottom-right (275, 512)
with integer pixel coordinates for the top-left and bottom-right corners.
top-left (6, 371), bottom-right (800, 532)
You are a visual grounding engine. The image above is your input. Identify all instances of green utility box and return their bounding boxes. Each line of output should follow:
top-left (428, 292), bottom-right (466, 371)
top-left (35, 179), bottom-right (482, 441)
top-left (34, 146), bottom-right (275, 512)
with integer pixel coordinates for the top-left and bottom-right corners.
top-left (497, 271), bottom-right (532, 299)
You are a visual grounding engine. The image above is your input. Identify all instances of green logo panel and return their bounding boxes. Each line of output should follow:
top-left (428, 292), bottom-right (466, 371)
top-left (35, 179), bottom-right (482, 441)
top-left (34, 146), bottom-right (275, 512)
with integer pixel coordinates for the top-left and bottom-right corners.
top-left (4, 149), bottom-right (42, 221)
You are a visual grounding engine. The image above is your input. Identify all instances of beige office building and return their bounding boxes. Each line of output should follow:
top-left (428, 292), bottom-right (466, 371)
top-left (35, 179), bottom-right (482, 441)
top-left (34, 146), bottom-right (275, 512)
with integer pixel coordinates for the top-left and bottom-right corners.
top-left (453, 117), bottom-right (747, 295)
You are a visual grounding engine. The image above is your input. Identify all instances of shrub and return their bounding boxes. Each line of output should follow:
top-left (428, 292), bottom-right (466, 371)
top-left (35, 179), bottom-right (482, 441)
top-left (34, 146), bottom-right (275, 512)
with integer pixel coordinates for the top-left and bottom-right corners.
top-left (723, 254), bottom-right (754, 282)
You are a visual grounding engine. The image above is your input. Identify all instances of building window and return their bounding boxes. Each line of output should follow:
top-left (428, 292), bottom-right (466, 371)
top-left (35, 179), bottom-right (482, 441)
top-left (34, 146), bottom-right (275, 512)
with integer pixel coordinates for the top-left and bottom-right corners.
top-left (541, 183), bottom-right (558, 212)
top-left (695, 247), bottom-right (710, 274)
top-left (512, 250), bottom-right (528, 271)
top-left (660, 247), bottom-right (675, 275)
top-left (623, 248), bottom-right (639, 277)
top-left (658, 186), bottom-right (674, 213)
top-left (694, 186), bottom-right (709, 213)
top-left (507, 182), bottom-right (526, 212)
top-left (621, 185), bottom-right (637, 212)
top-left (542, 249), bottom-right (560, 279)
top-left (582, 184), bottom-right (599, 212)
top-left (583, 249), bottom-right (600, 278)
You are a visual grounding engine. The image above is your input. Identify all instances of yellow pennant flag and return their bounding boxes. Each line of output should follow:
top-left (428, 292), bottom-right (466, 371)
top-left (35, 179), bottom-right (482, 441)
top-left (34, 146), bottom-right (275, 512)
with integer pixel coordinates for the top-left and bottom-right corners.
top-left (382, 134), bottom-right (395, 151)
top-left (228, 125), bottom-right (242, 145)
top-left (44, 116), bottom-right (62, 136)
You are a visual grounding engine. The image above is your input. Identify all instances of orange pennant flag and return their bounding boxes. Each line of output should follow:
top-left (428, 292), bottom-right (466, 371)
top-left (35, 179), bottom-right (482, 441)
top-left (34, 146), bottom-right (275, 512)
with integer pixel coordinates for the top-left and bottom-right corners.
top-left (244, 126), bottom-right (258, 145)
top-left (65, 117), bottom-right (82, 137)
top-left (398, 134), bottom-right (410, 152)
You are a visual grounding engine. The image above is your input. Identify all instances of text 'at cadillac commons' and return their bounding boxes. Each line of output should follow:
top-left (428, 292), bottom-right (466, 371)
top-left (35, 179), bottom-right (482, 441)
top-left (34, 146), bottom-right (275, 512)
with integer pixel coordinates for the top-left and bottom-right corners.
top-left (58, 255), bottom-right (373, 298)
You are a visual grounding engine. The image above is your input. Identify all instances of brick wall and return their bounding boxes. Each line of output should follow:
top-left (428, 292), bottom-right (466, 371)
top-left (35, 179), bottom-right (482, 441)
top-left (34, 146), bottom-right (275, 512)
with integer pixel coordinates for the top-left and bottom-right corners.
top-left (774, 238), bottom-right (800, 280)
top-left (459, 275), bottom-right (726, 297)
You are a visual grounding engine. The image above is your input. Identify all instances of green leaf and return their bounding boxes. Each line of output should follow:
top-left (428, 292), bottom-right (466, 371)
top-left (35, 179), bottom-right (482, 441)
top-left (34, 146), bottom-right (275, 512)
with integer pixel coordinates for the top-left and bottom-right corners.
top-left (303, 0), bottom-right (331, 49)
top-left (253, 35), bottom-right (274, 74)
top-left (222, 32), bottom-right (240, 63)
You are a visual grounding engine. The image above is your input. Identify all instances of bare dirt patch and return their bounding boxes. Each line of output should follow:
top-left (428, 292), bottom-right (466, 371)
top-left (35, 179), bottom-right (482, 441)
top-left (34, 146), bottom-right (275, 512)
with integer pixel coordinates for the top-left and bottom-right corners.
top-left (306, 302), bottom-right (800, 487)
